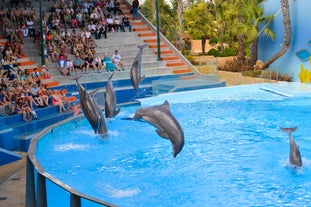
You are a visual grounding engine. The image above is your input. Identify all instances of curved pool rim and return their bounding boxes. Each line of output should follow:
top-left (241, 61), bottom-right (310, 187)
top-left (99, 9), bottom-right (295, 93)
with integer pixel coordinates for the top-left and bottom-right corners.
top-left (27, 114), bottom-right (119, 207)
top-left (27, 82), bottom-right (311, 207)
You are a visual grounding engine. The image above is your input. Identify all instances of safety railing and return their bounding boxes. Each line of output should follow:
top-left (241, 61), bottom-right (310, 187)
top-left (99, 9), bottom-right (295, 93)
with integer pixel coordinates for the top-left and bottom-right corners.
top-left (26, 115), bottom-right (119, 207)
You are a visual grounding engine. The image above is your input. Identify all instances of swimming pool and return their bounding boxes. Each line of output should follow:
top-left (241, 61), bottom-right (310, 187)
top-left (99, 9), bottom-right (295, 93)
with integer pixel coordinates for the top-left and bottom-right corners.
top-left (34, 82), bottom-right (311, 206)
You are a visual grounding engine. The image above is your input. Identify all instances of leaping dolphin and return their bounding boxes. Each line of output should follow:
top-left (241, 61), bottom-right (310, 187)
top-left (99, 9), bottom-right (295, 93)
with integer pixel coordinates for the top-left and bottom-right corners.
top-left (130, 44), bottom-right (148, 92)
top-left (279, 126), bottom-right (302, 167)
top-left (133, 100), bottom-right (184, 158)
top-left (72, 74), bottom-right (108, 136)
top-left (105, 72), bottom-right (120, 118)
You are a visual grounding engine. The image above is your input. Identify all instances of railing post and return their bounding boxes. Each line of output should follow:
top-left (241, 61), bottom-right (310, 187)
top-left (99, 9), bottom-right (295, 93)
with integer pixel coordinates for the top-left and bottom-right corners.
top-left (37, 173), bottom-right (47, 207)
top-left (26, 156), bottom-right (36, 207)
top-left (70, 194), bottom-right (81, 207)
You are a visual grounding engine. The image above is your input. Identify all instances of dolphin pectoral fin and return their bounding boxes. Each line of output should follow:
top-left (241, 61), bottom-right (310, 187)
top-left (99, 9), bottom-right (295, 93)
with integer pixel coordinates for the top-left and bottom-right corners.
top-left (114, 108), bottom-right (121, 116)
top-left (140, 75), bottom-right (145, 82)
top-left (90, 88), bottom-right (99, 96)
top-left (156, 129), bottom-right (170, 139)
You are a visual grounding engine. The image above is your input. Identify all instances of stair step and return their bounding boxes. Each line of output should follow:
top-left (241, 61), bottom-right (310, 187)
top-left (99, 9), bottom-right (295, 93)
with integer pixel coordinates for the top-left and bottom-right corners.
top-left (45, 81), bottom-right (59, 87)
top-left (18, 61), bottom-right (35, 66)
top-left (167, 62), bottom-right (186, 67)
top-left (149, 44), bottom-right (167, 49)
top-left (179, 74), bottom-right (198, 80)
top-left (138, 33), bottom-right (156, 37)
top-left (161, 56), bottom-right (179, 61)
top-left (155, 50), bottom-right (173, 55)
top-left (134, 27), bottom-right (151, 32)
top-left (144, 39), bottom-right (157, 43)
top-left (132, 21), bottom-right (145, 26)
top-left (172, 68), bottom-right (192, 74)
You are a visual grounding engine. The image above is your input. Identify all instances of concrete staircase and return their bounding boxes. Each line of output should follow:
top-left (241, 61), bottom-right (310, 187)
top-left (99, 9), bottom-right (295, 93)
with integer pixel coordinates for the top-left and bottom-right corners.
top-left (17, 0), bottom-right (196, 87)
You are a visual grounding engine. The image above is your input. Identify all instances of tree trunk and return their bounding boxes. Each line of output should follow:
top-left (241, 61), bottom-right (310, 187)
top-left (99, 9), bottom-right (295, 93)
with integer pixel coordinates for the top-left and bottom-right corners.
top-left (201, 35), bottom-right (207, 54)
top-left (152, 0), bottom-right (156, 21)
top-left (250, 37), bottom-right (259, 67)
top-left (178, 0), bottom-right (183, 50)
top-left (237, 1), bottom-right (246, 66)
top-left (261, 0), bottom-right (291, 70)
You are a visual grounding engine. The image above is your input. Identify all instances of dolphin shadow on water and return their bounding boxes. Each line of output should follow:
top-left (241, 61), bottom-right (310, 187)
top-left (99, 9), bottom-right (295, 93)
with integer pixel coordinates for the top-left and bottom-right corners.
top-left (132, 100), bottom-right (184, 158)
top-left (280, 126), bottom-right (302, 167)
top-left (104, 72), bottom-right (120, 118)
top-left (130, 44), bottom-right (148, 92)
top-left (71, 73), bottom-right (108, 137)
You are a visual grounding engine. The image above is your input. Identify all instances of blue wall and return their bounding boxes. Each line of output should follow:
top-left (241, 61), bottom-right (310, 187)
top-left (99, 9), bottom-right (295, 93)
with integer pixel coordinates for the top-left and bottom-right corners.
top-left (259, 0), bottom-right (310, 82)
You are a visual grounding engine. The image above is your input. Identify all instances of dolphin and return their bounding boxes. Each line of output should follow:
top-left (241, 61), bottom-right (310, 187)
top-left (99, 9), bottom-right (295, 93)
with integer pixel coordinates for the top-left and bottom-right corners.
top-left (105, 72), bottom-right (120, 118)
top-left (279, 126), bottom-right (302, 167)
top-left (72, 74), bottom-right (108, 136)
top-left (133, 100), bottom-right (184, 158)
top-left (89, 89), bottom-right (108, 136)
top-left (130, 44), bottom-right (148, 92)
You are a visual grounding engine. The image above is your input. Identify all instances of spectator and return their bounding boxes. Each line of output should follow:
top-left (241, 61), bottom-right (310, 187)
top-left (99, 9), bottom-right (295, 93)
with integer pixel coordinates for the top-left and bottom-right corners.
top-left (121, 15), bottom-right (132, 32)
top-left (16, 96), bottom-right (32, 121)
top-left (113, 0), bottom-right (123, 15)
top-left (132, 0), bottom-right (140, 20)
top-left (94, 55), bottom-right (104, 72)
top-left (73, 53), bottom-right (84, 71)
top-left (66, 57), bottom-right (75, 75)
top-left (41, 65), bottom-right (50, 79)
top-left (114, 15), bottom-right (122, 32)
top-left (106, 14), bottom-right (115, 32)
top-left (51, 90), bottom-right (67, 113)
top-left (111, 50), bottom-right (125, 71)
top-left (30, 83), bottom-right (48, 108)
top-left (84, 53), bottom-right (97, 73)
top-left (57, 53), bottom-right (67, 75)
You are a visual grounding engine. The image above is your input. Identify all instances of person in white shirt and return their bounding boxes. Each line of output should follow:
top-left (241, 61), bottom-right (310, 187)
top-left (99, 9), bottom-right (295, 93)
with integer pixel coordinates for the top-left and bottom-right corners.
top-left (111, 50), bottom-right (125, 71)
top-left (66, 58), bottom-right (75, 75)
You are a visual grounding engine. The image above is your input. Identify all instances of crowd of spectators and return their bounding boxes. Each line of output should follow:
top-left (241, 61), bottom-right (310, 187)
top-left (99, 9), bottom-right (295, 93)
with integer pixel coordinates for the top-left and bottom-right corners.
top-left (42, 0), bottom-right (135, 75)
top-left (0, 0), bottom-right (139, 120)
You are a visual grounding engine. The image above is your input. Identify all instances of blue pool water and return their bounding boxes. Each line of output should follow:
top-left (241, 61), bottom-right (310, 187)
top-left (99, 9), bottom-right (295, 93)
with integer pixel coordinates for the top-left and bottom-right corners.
top-left (35, 83), bottom-right (311, 207)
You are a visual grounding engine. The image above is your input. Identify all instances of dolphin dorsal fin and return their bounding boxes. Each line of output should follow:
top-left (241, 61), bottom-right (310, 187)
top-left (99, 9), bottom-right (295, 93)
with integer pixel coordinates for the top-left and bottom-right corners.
top-left (161, 100), bottom-right (170, 111)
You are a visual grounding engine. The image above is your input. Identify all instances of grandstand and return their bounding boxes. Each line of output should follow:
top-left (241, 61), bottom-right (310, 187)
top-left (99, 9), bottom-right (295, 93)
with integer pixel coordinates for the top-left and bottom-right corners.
top-left (0, 0), bottom-right (224, 165)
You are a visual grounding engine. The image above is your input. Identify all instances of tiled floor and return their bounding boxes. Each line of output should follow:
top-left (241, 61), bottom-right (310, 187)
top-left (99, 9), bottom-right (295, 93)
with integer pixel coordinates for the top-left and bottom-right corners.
top-left (0, 153), bottom-right (26, 207)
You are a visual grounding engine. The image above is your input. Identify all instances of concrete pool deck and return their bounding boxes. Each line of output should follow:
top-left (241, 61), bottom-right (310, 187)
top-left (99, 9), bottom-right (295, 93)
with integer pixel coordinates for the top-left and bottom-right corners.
top-left (0, 152), bottom-right (26, 207)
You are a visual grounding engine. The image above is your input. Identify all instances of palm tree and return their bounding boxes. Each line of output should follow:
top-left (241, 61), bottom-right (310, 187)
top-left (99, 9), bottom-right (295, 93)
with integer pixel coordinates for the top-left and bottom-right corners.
top-left (261, 0), bottom-right (291, 69)
top-left (242, 0), bottom-right (275, 67)
top-left (236, 0), bottom-right (246, 66)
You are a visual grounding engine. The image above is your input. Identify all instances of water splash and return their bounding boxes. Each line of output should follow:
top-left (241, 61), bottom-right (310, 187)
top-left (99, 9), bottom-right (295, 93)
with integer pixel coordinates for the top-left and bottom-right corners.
top-left (54, 143), bottom-right (90, 152)
top-left (104, 185), bottom-right (141, 198)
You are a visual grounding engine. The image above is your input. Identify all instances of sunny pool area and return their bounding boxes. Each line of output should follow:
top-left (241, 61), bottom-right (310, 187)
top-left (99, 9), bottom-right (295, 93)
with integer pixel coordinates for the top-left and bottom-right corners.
top-left (28, 82), bottom-right (311, 207)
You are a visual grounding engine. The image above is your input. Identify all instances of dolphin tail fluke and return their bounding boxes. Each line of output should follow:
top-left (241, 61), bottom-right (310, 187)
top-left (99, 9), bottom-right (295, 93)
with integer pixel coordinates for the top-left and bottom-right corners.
top-left (138, 44), bottom-right (148, 49)
top-left (279, 126), bottom-right (298, 134)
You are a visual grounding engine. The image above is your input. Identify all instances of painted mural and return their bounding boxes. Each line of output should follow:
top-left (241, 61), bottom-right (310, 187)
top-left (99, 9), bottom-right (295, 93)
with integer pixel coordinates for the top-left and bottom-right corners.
top-left (259, 0), bottom-right (311, 83)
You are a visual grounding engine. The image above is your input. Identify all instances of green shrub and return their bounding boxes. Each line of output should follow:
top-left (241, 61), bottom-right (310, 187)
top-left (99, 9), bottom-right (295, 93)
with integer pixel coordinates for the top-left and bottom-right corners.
top-left (207, 47), bottom-right (237, 57)
top-left (242, 70), bottom-right (262, 77)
